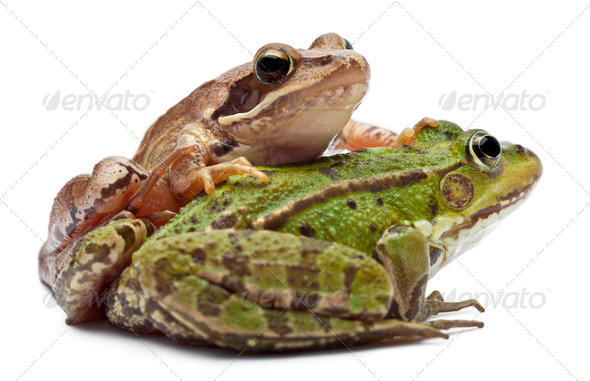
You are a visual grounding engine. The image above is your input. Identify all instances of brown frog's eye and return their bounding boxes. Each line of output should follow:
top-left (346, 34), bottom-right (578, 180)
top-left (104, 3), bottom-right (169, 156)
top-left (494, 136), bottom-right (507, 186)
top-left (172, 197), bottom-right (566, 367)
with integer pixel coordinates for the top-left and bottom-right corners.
top-left (254, 47), bottom-right (293, 84)
top-left (467, 131), bottom-right (502, 169)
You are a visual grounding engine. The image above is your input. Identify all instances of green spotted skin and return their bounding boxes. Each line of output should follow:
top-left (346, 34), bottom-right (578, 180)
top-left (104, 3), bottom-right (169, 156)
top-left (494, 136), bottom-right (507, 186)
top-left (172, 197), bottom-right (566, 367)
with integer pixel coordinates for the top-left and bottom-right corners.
top-left (58, 120), bottom-right (542, 351)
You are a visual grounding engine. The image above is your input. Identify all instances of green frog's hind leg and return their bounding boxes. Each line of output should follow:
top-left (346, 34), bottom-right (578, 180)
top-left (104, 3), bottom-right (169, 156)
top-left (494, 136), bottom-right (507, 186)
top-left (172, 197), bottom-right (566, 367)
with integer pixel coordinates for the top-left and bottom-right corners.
top-left (374, 226), bottom-right (483, 322)
top-left (126, 230), bottom-right (482, 351)
top-left (137, 272), bottom-right (481, 352)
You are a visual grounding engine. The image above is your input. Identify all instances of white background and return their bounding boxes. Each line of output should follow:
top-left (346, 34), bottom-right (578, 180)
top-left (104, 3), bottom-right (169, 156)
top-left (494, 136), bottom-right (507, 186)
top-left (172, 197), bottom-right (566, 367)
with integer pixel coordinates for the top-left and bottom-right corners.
top-left (1, 0), bottom-right (589, 380)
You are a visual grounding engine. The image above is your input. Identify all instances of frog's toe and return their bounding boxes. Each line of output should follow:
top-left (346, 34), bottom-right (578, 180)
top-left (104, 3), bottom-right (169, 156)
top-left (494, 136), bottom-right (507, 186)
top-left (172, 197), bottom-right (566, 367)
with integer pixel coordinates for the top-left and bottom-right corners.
top-left (426, 319), bottom-right (484, 330)
top-left (427, 298), bottom-right (485, 317)
top-left (178, 159), bottom-right (269, 198)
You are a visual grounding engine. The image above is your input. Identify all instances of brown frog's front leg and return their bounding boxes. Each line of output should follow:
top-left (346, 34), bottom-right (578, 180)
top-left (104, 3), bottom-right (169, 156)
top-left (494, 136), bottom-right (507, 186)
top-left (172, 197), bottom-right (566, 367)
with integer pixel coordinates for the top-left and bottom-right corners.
top-left (334, 117), bottom-right (439, 151)
top-left (126, 122), bottom-right (268, 210)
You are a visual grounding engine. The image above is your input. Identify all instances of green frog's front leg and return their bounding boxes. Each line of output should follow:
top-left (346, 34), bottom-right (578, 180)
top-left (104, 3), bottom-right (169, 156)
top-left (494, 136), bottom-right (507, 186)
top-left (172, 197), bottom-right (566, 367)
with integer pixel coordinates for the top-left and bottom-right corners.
top-left (374, 226), bottom-right (484, 322)
top-left (106, 230), bottom-right (482, 351)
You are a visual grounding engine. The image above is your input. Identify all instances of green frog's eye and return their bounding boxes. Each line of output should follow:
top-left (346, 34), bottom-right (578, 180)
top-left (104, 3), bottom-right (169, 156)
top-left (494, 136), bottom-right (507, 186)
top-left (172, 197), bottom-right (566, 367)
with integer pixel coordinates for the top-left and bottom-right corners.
top-left (467, 131), bottom-right (502, 170)
top-left (344, 38), bottom-right (354, 50)
top-left (254, 47), bottom-right (293, 84)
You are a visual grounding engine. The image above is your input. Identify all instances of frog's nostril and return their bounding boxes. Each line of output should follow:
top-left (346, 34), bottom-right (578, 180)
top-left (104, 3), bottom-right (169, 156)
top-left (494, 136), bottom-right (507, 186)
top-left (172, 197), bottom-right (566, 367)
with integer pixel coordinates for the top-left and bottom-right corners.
top-left (515, 144), bottom-right (524, 153)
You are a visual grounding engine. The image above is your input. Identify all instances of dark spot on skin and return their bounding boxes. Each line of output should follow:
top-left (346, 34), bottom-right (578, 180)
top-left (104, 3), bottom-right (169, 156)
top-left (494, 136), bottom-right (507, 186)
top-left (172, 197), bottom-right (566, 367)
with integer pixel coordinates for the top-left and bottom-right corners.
top-left (210, 139), bottom-right (239, 157)
top-left (319, 167), bottom-right (340, 180)
top-left (192, 248), bottom-right (207, 264)
top-left (211, 211), bottom-right (238, 229)
top-left (85, 243), bottom-right (112, 265)
top-left (222, 252), bottom-right (250, 276)
top-left (287, 264), bottom-right (320, 288)
top-left (350, 254), bottom-right (365, 260)
top-left (429, 247), bottom-right (442, 266)
top-left (99, 163), bottom-right (147, 201)
top-left (298, 222), bottom-right (316, 237)
top-left (374, 196), bottom-right (383, 207)
top-left (369, 224), bottom-right (377, 233)
top-left (223, 198), bottom-right (233, 207)
top-left (114, 224), bottom-right (136, 252)
top-left (292, 292), bottom-right (320, 310)
top-left (346, 199), bottom-right (357, 210)
top-left (343, 263), bottom-right (358, 291)
top-left (429, 199), bottom-right (439, 218)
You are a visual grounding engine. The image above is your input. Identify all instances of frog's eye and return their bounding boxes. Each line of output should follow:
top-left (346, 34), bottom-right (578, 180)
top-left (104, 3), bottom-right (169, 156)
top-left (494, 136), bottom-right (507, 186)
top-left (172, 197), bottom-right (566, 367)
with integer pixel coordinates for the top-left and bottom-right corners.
top-left (254, 47), bottom-right (294, 84)
top-left (343, 38), bottom-right (354, 50)
top-left (467, 131), bottom-right (502, 170)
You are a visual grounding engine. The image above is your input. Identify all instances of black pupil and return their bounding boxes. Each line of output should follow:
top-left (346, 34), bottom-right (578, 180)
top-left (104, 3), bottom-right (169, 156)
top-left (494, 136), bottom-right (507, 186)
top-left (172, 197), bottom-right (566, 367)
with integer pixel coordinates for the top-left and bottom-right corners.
top-left (479, 135), bottom-right (501, 158)
top-left (259, 55), bottom-right (286, 73)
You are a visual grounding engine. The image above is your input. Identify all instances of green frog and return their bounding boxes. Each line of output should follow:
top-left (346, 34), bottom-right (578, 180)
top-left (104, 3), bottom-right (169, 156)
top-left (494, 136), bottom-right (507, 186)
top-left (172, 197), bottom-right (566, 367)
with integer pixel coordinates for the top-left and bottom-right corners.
top-left (50, 121), bottom-right (542, 351)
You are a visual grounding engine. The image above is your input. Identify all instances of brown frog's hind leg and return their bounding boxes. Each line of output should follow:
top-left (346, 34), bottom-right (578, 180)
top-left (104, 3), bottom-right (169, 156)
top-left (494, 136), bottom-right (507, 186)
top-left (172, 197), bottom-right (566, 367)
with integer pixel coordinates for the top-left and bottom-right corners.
top-left (334, 117), bottom-right (439, 151)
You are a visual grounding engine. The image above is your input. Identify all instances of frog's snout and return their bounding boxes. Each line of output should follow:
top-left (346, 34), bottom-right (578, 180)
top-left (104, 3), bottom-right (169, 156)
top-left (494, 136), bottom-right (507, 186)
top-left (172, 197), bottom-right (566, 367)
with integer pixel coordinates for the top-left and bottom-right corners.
top-left (505, 142), bottom-right (543, 181)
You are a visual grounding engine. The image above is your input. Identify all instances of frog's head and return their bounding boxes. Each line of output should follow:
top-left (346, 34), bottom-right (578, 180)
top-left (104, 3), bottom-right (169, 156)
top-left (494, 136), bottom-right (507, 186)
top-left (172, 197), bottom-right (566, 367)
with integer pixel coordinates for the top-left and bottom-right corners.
top-left (211, 33), bottom-right (370, 163)
top-left (424, 122), bottom-right (543, 275)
